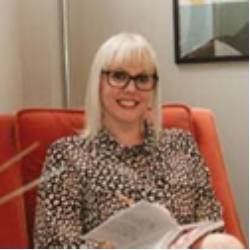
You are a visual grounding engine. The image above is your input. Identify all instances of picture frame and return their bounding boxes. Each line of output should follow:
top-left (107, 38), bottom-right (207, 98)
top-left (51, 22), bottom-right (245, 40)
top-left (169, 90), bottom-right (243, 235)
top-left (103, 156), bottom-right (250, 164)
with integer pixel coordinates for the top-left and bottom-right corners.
top-left (173, 0), bottom-right (249, 63)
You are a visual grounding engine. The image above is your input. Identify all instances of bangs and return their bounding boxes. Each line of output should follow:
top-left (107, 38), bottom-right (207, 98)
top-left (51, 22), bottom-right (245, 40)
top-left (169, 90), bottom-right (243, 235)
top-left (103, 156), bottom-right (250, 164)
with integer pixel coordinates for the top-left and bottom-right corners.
top-left (102, 38), bottom-right (157, 73)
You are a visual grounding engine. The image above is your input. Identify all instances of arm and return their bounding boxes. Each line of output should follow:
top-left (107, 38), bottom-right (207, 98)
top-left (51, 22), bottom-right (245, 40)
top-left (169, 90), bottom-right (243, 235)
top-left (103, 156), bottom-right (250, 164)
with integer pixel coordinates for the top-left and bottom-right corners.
top-left (181, 131), bottom-right (224, 248)
top-left (186, 135), bottom-right (244, 249)
top-left (161, 129), bottom-right (242, 249)
top-left (33, 139), bottom-right (95, 248)
top-left (182, 131), bottom-right (223, 222)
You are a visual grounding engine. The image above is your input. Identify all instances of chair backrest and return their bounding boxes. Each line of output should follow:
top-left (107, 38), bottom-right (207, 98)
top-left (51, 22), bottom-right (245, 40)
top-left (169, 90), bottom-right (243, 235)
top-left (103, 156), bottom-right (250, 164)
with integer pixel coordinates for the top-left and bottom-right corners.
top-left (0, 115), bottom-right (29, 248)
top-left (15, 104), bottom-right (246, 246)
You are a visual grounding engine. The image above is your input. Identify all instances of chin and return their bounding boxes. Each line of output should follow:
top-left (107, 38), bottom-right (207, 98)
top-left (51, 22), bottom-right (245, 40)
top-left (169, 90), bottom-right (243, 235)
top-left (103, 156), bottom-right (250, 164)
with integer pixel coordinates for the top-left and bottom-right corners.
top-left (104, 102), bottom-right (146, 126)
top-left (115, 113), bottom-right (143, 126)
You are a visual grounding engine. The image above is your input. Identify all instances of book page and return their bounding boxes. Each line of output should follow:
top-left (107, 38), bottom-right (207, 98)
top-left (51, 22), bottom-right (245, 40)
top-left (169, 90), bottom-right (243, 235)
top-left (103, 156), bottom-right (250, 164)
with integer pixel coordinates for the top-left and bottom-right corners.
top-left (81, 201), bottom-right (180, 248)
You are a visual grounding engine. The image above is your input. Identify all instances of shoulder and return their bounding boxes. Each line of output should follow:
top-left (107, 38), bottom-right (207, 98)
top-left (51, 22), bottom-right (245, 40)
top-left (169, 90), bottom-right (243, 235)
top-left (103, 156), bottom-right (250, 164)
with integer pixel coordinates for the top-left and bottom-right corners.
top-left (158, 128), bottom-right (198, 153)
top-left (45, 134), bottom-right (88, 161)
top-left (159, 128), bottom-right (195, 144)
top-left (42, 134), bottom-right (89, 178)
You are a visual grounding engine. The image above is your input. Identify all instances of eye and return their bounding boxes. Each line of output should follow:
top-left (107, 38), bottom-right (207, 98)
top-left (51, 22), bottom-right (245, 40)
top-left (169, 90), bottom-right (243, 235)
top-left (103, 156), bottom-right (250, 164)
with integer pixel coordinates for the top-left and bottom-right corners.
top-left (110, 71), bottom-right (128, 82)
top-left (136, 74), bottom-right (150, 84)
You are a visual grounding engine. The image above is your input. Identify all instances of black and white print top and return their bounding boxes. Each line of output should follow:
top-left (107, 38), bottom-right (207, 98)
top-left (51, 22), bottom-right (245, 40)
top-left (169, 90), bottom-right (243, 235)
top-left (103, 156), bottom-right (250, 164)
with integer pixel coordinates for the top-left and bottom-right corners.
top-left (33, 127), bottom-right (222, 248)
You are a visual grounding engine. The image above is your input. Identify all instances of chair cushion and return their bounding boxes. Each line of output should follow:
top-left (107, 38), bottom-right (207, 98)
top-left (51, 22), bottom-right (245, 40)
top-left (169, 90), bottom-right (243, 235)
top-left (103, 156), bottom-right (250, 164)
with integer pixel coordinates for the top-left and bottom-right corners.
top-left (16, 109), bottom-right (85, 242)
top-left (0, 115), bottom-right (28, 248)
top-left (15, 104), bottom-right (194, 242)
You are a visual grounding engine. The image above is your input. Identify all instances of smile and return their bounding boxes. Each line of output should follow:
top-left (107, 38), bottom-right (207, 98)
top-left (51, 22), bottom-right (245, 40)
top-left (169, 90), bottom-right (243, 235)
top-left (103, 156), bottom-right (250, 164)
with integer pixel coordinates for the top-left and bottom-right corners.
top-left (116, 99), bottom-right (140, 109)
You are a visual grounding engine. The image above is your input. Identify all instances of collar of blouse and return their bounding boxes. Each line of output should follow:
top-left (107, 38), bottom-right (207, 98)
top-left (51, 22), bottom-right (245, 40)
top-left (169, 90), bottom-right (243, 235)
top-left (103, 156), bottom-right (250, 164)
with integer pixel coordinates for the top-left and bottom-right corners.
top-left (92, 123), bottom-right (157, 158)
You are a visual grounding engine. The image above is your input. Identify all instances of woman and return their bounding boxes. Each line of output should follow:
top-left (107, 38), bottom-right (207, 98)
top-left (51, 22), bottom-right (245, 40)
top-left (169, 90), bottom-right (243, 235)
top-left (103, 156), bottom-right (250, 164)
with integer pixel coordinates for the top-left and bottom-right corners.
top-left (33, 33), bottom-right (240, 248)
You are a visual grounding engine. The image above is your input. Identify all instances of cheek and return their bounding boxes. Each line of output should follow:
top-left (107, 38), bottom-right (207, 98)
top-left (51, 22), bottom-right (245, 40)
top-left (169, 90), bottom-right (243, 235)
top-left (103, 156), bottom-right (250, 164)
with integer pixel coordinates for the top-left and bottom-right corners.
top-left (100, 82), bottom-right (118, 108)
top-left (140, 92), bottom-right (153, 108)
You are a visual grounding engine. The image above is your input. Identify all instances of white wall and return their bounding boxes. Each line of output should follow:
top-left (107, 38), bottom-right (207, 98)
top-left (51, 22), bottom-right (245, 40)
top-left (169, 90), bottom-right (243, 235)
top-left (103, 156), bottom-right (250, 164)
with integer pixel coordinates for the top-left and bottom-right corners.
top-left (0, 0), bottom-right (23, 113)
top-left (0, 0), bottom-right (64, 113)
top-left (17, 0), bottom-right (63, 108)
top-left (69, 0), bottom-right (249, 240)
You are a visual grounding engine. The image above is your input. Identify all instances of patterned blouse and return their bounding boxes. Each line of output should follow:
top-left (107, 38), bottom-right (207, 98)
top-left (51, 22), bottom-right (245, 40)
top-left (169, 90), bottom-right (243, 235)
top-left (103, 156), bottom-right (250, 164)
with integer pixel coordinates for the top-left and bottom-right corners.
top-left (33, 127), bottom-right (222, 248)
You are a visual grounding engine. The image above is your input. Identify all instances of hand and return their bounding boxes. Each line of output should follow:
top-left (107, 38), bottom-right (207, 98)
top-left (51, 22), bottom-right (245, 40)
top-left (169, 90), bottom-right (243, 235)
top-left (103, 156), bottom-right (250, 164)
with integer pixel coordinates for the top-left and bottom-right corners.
top-left (98, 240), bottom-right (115, 249)
top-left (201, 233), bottom-right (244, 249)
top-left (190, 238), bottom-right (203, 248)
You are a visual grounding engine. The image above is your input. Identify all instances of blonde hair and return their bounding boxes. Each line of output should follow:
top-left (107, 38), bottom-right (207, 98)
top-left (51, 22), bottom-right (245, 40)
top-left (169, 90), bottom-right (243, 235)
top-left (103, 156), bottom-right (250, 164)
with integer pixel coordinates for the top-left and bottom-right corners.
top-left (83, 33), bottom-right (162, 139)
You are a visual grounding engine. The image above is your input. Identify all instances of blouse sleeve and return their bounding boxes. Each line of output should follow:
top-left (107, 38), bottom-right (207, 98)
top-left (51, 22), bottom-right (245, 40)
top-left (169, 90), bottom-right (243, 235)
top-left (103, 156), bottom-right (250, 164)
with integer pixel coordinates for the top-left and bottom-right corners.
top-left (180, 130), bottom-right (223, 222)
top-left (33, 139), bottom-right (97, 248)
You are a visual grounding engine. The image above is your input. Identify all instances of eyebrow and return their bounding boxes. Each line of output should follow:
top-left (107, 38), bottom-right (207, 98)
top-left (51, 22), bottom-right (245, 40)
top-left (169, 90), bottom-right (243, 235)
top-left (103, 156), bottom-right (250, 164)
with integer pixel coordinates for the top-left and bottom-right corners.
top-left (109, 68), bottom-right (149, 75)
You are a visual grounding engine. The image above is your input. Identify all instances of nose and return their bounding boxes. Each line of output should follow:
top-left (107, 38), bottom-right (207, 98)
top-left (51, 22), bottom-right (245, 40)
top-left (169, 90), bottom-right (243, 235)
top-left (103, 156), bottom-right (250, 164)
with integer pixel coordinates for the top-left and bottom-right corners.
top-left (124, 79), bottom-right (137, 92)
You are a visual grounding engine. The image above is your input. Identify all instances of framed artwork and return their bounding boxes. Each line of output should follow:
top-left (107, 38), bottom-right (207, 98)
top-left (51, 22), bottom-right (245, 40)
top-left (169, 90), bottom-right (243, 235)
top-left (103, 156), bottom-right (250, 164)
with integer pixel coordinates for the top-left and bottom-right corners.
top-left (173, 0), bottom-right (249, 63)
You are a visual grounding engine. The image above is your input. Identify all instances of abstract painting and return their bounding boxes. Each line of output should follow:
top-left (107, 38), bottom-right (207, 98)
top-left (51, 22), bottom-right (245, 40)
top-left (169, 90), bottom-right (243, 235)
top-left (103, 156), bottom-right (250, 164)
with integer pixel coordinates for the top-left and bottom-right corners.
top-left (173, 0), bottom-right (249, 63)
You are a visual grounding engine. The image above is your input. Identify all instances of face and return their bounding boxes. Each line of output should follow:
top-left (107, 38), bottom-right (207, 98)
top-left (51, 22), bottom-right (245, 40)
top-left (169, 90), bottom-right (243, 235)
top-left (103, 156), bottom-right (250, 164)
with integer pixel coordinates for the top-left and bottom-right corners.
top-left (100, 63), bottom-right (155, 130)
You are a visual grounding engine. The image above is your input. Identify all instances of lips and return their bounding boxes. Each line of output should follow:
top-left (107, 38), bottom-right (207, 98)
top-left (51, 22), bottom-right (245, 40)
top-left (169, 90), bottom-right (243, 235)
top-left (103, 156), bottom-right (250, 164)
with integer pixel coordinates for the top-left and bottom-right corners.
top-left (116, 99), bottom-right (140, 109)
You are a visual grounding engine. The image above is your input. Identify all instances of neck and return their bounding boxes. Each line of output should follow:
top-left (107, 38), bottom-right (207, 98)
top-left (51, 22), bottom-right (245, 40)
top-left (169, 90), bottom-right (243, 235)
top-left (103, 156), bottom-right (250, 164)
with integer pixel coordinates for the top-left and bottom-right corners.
top-left (103, 119), bottom-right (144, 146)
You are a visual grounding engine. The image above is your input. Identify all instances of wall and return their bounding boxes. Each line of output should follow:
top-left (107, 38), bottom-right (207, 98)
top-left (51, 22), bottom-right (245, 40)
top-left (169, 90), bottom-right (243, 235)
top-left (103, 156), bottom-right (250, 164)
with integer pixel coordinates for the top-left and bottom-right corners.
top-left (68, 0), bottom-right (249, 239)
top-left (0, 0), bottom-right (23, 113)
top-left (17, 0), bottom-right (64, 108)
top-left (0, 0), bottom-right (64, 112)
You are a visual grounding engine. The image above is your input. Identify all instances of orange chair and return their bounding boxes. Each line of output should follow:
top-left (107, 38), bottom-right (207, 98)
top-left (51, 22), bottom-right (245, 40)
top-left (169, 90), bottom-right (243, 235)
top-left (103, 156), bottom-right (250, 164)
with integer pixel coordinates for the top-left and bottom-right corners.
top-left (0, 104), bottom-right (247, 247)
top-left (0, 115), bottom-right (28, 248)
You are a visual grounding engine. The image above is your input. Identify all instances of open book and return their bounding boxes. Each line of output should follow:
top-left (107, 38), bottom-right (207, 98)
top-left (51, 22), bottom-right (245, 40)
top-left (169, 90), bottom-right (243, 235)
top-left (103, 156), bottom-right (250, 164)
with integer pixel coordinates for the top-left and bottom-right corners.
top-left (81, 201), bottom-right (224, 249)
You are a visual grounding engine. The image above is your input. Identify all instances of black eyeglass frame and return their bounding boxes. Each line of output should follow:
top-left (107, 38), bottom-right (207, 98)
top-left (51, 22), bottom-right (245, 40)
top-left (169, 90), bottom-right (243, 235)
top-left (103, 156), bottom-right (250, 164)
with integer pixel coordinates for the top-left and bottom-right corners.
top-left (101, 70), bottom-right (158, 91)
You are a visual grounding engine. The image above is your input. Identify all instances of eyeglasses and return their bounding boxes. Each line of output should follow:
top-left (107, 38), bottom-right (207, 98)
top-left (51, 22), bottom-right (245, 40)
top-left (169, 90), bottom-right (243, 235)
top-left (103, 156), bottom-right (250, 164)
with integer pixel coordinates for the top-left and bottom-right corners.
top-left (101, 70), bottom-right (158, 91)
